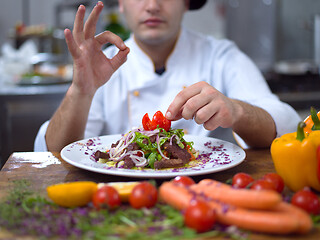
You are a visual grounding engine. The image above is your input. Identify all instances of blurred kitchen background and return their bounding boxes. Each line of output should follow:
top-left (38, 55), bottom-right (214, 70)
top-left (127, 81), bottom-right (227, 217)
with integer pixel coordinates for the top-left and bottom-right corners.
top-left (1, 0), bottom-right (320, 167)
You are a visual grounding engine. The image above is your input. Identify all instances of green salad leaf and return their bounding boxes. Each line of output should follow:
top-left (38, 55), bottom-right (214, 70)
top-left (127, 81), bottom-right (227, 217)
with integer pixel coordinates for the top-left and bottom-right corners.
top-left (130, 128), bottom-right (194, 169)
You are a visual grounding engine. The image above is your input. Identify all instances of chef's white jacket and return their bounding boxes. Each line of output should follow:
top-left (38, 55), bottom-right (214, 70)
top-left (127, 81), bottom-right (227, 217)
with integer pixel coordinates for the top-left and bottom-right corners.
top-left (34, 27), bottom-right (301, 151)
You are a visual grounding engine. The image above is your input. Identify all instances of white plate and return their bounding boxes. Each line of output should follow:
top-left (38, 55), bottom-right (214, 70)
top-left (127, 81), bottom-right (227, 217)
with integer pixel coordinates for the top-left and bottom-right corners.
top-left (60, 134), bottom-right (246, 178)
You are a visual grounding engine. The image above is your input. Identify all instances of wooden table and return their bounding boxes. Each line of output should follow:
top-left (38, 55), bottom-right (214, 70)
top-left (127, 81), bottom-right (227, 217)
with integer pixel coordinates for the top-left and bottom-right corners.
top-left (0, 150), bottom-right (319, 240)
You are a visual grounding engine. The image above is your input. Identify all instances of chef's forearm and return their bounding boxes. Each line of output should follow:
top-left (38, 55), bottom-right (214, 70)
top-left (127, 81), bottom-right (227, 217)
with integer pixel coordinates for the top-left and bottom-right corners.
top-left (45, 85), bottom-right (95, 152)
top-left (231, 100), bottom-right (276, 148)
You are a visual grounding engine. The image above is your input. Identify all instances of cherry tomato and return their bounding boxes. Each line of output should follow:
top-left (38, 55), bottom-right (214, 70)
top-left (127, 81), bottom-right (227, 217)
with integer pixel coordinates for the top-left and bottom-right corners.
top-left (173, 176), bottom-right (195, 187)
top-left (129, 182), bottom-right (158, 209)
top-left (262, 173), bottom-right (285, 193)
top-left (232, 172), bottom-right (254, 188)
top-left (291, 188), bottom-right (320, 215)
top-left (250, 179), bottom-right (277, 191)
top-left (142, 113), bottom-right (153, 131)
top-left (184, 199), bottom-right (216, 233)
top-left (142, 111), bottom-right (171, 132)
top-left (151, 111), bottom-right (171, 131)
top-left (92, 185), bottom-right (121, 210)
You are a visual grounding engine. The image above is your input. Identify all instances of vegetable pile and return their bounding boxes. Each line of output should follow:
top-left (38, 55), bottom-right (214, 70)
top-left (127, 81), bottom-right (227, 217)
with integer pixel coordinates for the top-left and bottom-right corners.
top-left (0, 183), bottom-right (189, 239)
top-left (271, 107), bottom-right (320, 192)
top-left (1, 172), bottom-right (320, 239)
top-left (95, 111), bottom-right (197, 169)
top-left (230, 172), bottom-right (320, 216)
top-left (0, 179), bottom-right (246, 240)
top-left (160, 175), bottom-right (316, 235)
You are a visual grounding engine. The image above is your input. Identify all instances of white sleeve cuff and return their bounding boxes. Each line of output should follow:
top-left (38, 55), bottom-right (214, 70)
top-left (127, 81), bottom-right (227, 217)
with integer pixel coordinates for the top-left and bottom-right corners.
top-left (34, 121), bottom-right (49, 152)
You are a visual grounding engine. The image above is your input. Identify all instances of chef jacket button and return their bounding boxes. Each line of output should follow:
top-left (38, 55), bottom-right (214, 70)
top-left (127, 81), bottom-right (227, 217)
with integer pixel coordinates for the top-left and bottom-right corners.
top-left (182, 85), bottom-right (187, 89)
top-left (133, 90), bottom-right (140, 97)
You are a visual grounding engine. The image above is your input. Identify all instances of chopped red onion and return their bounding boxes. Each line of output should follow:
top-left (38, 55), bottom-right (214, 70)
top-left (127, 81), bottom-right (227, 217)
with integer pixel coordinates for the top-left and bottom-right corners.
top-left (157, 135), bottom-right (169, 160)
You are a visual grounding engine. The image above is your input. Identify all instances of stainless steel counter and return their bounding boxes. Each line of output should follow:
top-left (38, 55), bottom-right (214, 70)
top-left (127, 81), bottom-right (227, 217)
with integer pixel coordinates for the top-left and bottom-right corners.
top-left (0, 82), bottom-right (70, 168)
top-left (265, 71), bottom-right (320, 110)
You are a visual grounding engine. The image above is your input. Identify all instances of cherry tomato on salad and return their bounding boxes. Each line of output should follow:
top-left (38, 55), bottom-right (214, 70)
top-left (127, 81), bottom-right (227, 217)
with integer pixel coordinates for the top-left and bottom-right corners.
top-left (250, 179), bottom-right (277, 191)
top-left (291, 188), bottom-right (320, 215)
top-left (142, 113), bottom-right (153, 131)
top-left (184, 199), bottom-right (216, 233)
top-left (129, 181), bottom-right (158, 209)
top-left (142, 111), bottom-right (171, 132)
top-left (232, 172), bottom-right (254, 188)
top-left (262, 173), bottom-right (285, 193)
top-left (92, 185), bottom-right (121, 210)
top-left (173, 176), bottom-right (195, 187)
top-left (151, 111), bottom-right (171, 131)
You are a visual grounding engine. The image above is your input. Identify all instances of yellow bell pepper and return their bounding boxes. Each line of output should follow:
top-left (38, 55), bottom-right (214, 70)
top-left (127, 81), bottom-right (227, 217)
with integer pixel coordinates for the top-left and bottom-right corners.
top-left (304, 107), bottom-right (320, 134)
top-left (271, 122), bottom-right (320, 192)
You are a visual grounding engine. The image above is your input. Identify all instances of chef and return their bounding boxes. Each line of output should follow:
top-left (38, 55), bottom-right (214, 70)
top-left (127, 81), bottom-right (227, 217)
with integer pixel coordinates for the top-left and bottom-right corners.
top-left (34, 0), bottom-right (300, 152)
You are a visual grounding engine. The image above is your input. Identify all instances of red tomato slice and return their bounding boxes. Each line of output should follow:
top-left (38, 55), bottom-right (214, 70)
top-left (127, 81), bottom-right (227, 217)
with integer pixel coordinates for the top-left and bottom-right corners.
top-left (142, 113), bottom-right (152, 131)
top-left (162, 117), bottom-right (171, 132)
top-left (142, 111), bottom-right (171, 131)
top-left (151, 111), bottom-right (171, 131)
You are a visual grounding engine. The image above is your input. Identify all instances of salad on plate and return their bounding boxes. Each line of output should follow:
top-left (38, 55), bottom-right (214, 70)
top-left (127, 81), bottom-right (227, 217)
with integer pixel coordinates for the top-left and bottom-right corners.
top-left (94, 111), bottom-right (198, 170)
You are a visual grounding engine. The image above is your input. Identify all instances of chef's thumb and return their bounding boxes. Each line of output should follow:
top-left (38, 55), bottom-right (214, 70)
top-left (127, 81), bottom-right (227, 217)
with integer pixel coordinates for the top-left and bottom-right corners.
top-left (165, 110), bottom-right (182, 121)
top-left (111, 47), bottom-right (130, 70)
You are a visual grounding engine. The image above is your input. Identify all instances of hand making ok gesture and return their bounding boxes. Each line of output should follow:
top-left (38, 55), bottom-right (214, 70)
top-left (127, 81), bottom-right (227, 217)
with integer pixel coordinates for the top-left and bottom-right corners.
top-left (64, 1), bottom-right (130, 96)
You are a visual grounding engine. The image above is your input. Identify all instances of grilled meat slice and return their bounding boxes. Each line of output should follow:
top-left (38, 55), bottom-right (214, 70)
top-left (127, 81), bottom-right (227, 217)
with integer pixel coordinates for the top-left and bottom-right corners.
top-left (141, 135), bottom-right (157, 145)
top-left (127, 142), bottom-right (140, 151)
top-left (149, 135), bottom-right (157, 143)
top-left (154, 158), bottom-right (186, 169)
top-left (163, 141), bottom-right (191, 163)
top-left (123, 155), bottom-right (135, 169)
top-left (111, 140), bottom-right (120, 148)
top-left (94, 150), bottom-right (110, 161)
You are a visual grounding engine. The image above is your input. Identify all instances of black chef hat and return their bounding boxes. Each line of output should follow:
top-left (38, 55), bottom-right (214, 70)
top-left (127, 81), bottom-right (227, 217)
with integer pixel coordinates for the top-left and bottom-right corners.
top-left (189, 0), bottom-right (207, 10)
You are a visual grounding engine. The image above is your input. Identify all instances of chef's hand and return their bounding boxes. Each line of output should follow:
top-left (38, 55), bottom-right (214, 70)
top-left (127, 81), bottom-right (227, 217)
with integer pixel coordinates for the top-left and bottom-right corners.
top-left (165, 81), bottom-right (242, 131)
top-left (166, 81), bottom-right (277, 148)
top-left (64, 1), bottom-right (130, 96)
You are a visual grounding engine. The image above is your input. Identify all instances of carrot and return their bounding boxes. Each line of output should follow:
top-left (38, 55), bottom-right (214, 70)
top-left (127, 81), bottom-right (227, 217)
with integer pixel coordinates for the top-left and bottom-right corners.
top-left (195, 179), bottom-right (312, 233)
top-left (272, 201), bottom-right (313, 234)
top-left (191, 179), bottom-right (282, 210)
top-left (159, 181), bottom-right (313, 235)
top-left (159, 181), bottom-right (193, 210)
